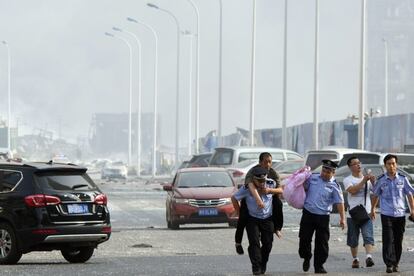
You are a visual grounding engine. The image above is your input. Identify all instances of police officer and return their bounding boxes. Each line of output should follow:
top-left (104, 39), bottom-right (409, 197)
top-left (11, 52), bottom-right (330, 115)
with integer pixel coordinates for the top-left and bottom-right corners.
top-left (231, 166), bottom-right (281, 275)
top-left (299, 160), bottom-right (346, 274)
top-left (370, 154), bottom-right (414, 273)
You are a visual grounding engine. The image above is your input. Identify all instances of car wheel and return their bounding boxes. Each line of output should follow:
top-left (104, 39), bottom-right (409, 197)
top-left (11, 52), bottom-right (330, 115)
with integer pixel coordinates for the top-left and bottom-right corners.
top-left (0, 222), bottom-right (22, 264)
top-left (61, 246), bottom-right (95, 263)
top-left (166, 212), bottom-right (179, 229)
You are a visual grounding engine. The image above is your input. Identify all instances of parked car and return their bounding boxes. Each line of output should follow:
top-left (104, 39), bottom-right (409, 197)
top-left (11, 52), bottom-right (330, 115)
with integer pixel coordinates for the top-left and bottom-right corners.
top-left (331, 163), bottom-right (413, 213)
top-left (304, 147), bottom-right (369, 170)
top-left (163, 167), bottom-right (238, 229)
top-left (0, 160), bottom-right (111, 264)
top-left (227, 159), bottom-right (258, 188)
top-left (179, 153), bottom-right (212, 169)
top-left (338, 152), bottom-right (414, 178)
top-left (272, 159), bottom-right (304, 181)
top-left (101, 161), bottom-right (128, 180)
top-left (209, 146), bottom-right (303, 168)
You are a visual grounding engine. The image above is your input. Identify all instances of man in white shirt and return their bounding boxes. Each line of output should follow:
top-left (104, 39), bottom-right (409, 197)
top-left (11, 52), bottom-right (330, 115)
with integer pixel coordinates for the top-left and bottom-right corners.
top-left (343, 157), bottom-right (376, 269)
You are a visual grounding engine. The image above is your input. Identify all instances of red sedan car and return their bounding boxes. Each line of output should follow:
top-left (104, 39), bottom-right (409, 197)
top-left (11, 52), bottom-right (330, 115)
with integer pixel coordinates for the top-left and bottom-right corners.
top-left (163, 167), bottom-right (238, 229)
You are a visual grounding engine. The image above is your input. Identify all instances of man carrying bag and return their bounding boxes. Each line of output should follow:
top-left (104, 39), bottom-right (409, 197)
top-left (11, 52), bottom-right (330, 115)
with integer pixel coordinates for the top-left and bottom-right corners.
top-left (343, 157), bottom-right (376, 269)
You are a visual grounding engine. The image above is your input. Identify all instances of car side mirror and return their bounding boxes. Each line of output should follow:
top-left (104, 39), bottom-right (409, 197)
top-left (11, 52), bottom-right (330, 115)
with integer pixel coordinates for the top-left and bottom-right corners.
top-left (163, 184), bottom-right (173, 191)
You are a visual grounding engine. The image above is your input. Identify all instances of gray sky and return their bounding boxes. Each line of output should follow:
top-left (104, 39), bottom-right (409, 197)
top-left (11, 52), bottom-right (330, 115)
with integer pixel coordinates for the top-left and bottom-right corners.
top-left (0, 0), bottom-right (363, 147)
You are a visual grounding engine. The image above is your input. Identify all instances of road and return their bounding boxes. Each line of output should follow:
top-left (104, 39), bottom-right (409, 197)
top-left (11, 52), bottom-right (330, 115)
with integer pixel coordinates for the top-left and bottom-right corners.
top-left (2, 177), bottom-right (414, 275)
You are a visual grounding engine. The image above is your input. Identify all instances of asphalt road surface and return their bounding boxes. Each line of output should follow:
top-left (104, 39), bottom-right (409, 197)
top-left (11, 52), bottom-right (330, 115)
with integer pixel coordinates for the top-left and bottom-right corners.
top-left (3, 177), bottom-right (414, 275)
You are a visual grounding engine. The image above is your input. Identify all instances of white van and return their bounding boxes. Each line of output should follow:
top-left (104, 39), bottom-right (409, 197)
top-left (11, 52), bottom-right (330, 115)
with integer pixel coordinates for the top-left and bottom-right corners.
top-left (209, 146), bottom-right (303, 168)
top-left (304, 147), bottom-right (369, 170)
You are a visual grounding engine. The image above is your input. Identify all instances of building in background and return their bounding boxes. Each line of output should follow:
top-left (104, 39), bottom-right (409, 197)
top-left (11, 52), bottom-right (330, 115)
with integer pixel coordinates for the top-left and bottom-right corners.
top-left (367, 0), bottom-right (414, 115)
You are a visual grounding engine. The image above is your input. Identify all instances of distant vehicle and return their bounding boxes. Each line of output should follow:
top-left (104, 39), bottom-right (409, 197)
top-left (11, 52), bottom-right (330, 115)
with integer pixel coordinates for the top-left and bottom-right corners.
top-left (304, 148), bottom-right (369, 170)
top-left (272, 159), bottom-right (304, 181)
top-left (0, 160), bottom-right (110, 264)
top-left (101, 161), bottom-right (128, 180)
top-left (163, 167), bottom-right (238, 229)
top-left (337, 152), bottom-right (414, 177)
top-left (331, 163), bottom-right (413, 213)
top-left (178, 153), bottom-right (212, 169)
top-left (209, 146), bottom-right (303, 168)
top-left (227, 159), bottom-right (258, 188)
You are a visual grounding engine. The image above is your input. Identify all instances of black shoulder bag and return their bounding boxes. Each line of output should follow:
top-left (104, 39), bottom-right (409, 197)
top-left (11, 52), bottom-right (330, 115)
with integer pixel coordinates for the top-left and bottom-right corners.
top-left (349, 181), bottom-right (370, 226)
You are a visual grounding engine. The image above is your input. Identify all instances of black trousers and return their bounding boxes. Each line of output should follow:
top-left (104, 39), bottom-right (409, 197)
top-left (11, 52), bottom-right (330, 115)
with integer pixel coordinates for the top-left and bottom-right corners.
top-left (246, 216), bottom-right (274, 272)
top-left (381, 214), bottom-right (406, 267)
top-left (298, 208), bottom-right (330, 269)
top-left (235, 195), bottom-right (283, 244)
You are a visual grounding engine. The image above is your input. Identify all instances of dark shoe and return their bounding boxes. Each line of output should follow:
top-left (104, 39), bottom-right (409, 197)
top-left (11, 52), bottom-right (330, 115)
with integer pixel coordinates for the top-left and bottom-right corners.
top-left (393, 266), bottom-right (399, 272)
top-left (302, 258), bottom-right (310, 272)
top-left (261, 263), bottom-right (267, 274)
top-left (235, 244), bottom-right (244, 255)
top-left (352, 259), bottom-right (360, 268)
top-left (386, 266), bottom-right (393, 273)
top-left (252, 269), bottom-right (262, 275)
top-left (315, 266), bottom-right (327, 274)
top-left (365, 257), bottom-right (374, 267)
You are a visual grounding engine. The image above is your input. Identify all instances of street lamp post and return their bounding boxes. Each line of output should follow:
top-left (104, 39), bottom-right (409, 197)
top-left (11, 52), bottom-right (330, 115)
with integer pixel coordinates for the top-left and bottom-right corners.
top-left (126, 17), bottom-right (159, 178)
top-left (185, 0), bottom-right (201, 153)
top-left (383, 38), bottom-right (389, 117)
top-left (249, 0), bottom-right (257, 146)
top-left (282, 0), bottom-right (288, 149)
top-left (2, 41), bottom-right (11, 151)
top-left (147, 3), bottom-right (181, 168)
top-left (182, 31), bottom-right (195, 156)
top-left (112, 27), bottom-right (143, 177)
top-left (104, 32), bottom-right (133, 168)
top-left (313, 0), bottom-right (320, 150)
top-left (218, 0), bottom-right (223, 146)
top-left (358, 0), bottom-right (367, 150)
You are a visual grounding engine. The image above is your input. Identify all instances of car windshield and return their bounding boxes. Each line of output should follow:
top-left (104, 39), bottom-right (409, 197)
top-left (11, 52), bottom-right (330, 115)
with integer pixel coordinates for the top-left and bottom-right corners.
top-left (177, 171), bottom-right (233, 188)
top-left (35, 172), bottom-right (96, 191)
top-left (273, 161), bottom-right (303, 173)
top-left (306, 153), bottom-right (337, 170)
top-left (234, 159), bottom-right (257, 169)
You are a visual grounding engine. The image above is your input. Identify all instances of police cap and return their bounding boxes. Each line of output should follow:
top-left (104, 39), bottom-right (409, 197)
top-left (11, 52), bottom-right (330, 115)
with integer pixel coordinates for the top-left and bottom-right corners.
top-left (321, 159), bottom-right (338, 171)
top-left (251, 167), bottom-right (268, 181)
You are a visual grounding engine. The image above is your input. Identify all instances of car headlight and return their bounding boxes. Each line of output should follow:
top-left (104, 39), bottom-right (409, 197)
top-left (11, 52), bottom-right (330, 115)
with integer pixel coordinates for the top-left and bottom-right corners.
top-left (221, 198), bottom-right (232, 205)
top-left (173, 198), bottom-right (189, 204)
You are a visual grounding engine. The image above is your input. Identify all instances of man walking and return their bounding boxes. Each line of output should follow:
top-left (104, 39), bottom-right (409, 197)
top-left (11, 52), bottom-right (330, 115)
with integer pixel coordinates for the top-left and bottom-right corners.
top-left (231, 166), bottom-right (281, 275)
top-left (299, 160), bottom-right (346, 274)
top-left (343, 157), bottom-right (376, 268)
top-left (371, 154), bottom-right (414, 273)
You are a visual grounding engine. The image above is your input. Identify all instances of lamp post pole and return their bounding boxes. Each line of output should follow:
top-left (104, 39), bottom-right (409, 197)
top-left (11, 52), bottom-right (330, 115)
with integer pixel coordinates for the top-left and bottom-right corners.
top-left (313, 0), bottom-right (319, 150)
top-left (147, 3), bottom-right (181, 168)
top-left (382, 38), bottom-right (389, 117)
top-left (218, 0), bottom-right (223, 145)
top-left (104, 32), bottom-right (133, 168)
top-left (182, 31), bottom-right (194, 156)
top-left (185, 0), bottom-right (201, 153)
top-left (358, 0), bottom-right (367, 150)
top-left (127, 17), bottom-right (159, 178)
top-left (2, 41), bottom-right (11, 151)
top-left (282, 0), bottom-right (288, 149)
top-left (112, 27), bottom-right (143, 177)
top-left (249, 0), bottom-right (257, 146)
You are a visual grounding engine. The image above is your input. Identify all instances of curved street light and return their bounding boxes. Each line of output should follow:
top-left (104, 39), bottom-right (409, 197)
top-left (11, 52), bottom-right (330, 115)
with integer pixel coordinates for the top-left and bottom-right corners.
top-left (112, 26), bottom-right (143, 177)
top-left (126, 17), bottom-right (159, 178)
top-left (104, 32), bottom-right (133, 169)
top-left (147, 2), bottom-right (181, 168)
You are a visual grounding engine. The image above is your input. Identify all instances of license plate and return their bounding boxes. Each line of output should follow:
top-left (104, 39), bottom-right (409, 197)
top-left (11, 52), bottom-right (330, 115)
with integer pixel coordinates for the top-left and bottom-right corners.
top-left (198, 208), bottom-right (218, 216)
top-left (67, 204), bottom-right (89, 214)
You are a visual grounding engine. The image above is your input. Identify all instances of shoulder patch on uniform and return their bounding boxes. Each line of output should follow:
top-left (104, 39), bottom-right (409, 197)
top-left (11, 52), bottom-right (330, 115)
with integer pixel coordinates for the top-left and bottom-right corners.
top-left (377, 174), bottom-right (386, 180)
top-left (332, 179), bottom-right (340, 188)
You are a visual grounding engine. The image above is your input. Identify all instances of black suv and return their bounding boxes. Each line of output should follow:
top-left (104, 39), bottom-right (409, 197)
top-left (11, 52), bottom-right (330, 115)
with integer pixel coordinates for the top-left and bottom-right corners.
top-left (0, 161), bottom-right (111, 264)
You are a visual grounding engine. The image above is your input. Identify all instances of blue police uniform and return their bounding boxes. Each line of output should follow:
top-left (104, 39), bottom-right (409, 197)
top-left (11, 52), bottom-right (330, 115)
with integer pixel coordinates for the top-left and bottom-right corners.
top-left (372, 172), bottom-right (414, 269)
top-left (299, 173), bottom-right (344, 273)
top-left (233, 177), bottom-right (276, 274)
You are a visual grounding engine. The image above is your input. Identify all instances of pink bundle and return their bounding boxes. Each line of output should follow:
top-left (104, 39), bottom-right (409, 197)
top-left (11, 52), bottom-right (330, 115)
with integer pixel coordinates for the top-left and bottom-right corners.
top-left (282, 166), bottom-right (312, 209)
